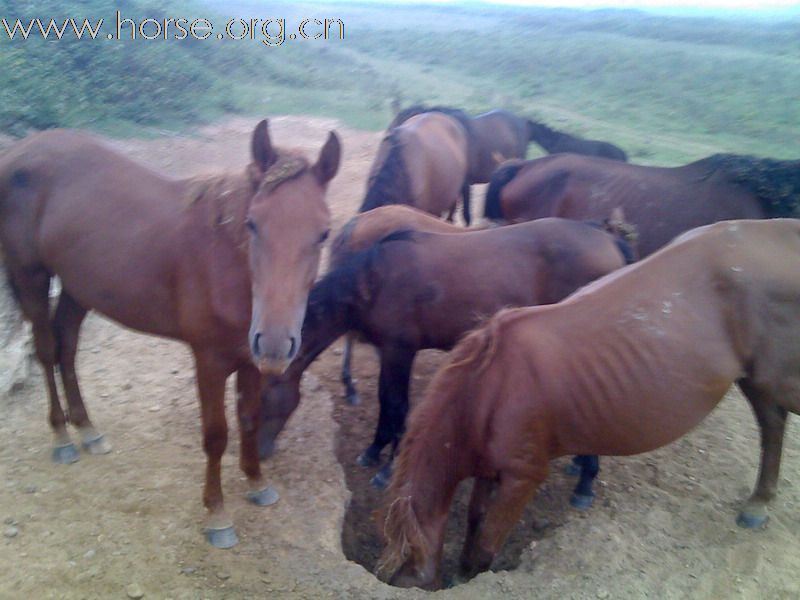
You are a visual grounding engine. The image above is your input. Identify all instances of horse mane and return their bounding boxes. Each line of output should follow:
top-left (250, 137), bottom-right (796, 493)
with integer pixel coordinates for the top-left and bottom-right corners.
top-left (483, 159), bottom-right (528, 220)
top-left (527, 120), bottom-right (563, 150)
top-left (360, 132), bottom-right (412, 212)
top-left (698, 153), bottom-right (800, 218)
top-left (183, 150), bottom-right (310, 246)
top-left (309, 229), bottom-right (419, 325)
top-left (376, 315), bottom-right (504, 580)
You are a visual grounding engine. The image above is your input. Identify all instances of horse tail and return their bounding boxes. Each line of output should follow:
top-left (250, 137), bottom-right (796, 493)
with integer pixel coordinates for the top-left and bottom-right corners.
top-left (375, 492), bottom-right (430, 583)
top-left (702, 154), bottom-right (800, 218)
top-left (484, 161), bottom-right (525, 220)
top-left (360, 133), bottom-right (411, 213)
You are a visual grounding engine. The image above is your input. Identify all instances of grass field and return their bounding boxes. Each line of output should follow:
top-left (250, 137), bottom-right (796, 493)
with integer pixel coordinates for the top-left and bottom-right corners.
top-left (2, 0), bottom-right (800, 164)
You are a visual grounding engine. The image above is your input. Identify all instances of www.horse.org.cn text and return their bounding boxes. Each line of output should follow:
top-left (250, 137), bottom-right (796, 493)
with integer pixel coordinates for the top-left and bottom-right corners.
top-left (0, 12), bottom-right (345, 46)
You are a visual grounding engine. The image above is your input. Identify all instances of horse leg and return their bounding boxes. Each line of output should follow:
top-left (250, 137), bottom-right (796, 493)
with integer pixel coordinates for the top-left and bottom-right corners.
top-left (341, 333), bottom-right (360, 405)
top-left (236, 364), bottom-right (279, 507)
top-left (193, 348), bottom-right (237, 548)
top-left (570, 455), bottom-right (600, 510)
top-left (736, 378), bottom-right (788, 528)
top-left (52, 292), bottom-right (110, 456)
top-left (10, 267), bottom-right (76, 463)
top-left (459, 477), bottom-right (497, 576)
top-left (356, 346), bottom-right (413, 474)
top-left (446, 205), bottom-right (456, 223)
top-left (459, 467), bottom-right (547, 579)
top-left (367, 347), bottom-right (415, 489)
top-left (461, 181), bottom-right (472, 226)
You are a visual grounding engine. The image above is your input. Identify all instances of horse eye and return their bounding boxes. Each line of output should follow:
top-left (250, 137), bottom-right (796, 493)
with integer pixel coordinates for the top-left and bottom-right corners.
top-left (245, 218), bottom-right (257, 235)
top-left (318, 229), bottom-right (330, 244)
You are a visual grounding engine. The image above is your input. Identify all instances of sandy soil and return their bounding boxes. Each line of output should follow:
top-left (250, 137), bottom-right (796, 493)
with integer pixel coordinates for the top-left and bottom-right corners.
top-left (0, 116), bottom-right (798, 600)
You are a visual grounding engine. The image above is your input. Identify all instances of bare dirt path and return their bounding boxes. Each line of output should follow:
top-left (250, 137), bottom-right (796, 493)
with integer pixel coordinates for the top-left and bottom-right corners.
top-left (0, 116), bottom-right (798, 600)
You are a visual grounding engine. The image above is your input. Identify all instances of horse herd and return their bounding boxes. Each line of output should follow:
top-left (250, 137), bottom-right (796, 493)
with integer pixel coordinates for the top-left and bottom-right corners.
top-left (1, 106), bottom-right (800, 590)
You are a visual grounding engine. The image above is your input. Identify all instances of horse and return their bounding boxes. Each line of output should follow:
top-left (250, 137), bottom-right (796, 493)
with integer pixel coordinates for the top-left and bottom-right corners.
top-left (376, 218), bottom-right (800, 590)
top-left (258, 218), bottom-right (634, 488)
top-left (526, 120), bottom-right (628, 161)
top-left (330, 205), bottom-right (480, 406)
top-left (361, 111), bottom-right (471, 225)
top-left (0, 120), bottom-right (341, 548)
top-left (484, 152), bottom-right (800, 257)
top-left (390, 106), bottom-right (532, 184)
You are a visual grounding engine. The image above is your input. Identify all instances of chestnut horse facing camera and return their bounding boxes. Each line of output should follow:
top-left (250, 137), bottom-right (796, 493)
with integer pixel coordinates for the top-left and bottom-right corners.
top-left (378, 219), bottom-right (800, 590)
top-left (0, 121), bottom-right (340, 548)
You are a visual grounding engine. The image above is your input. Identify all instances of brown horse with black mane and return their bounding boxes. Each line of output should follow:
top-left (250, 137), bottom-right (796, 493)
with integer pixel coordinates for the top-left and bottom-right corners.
top-left (258, 218), bottom-right (633, 488)
top-left (526, 120), bottom-right (628, 161)
top-left (390, 106), bottom-right (532, 185)
top-left (377, 219), bottom-right (800, 590)
top-left (485, 152), bottom-right (800, 256)
top-left (331, 205), bottom-right (478, 406)
top-left (0, 121), bottom-right (340, 548)
top-left (360, 112), bottom-right (471, 224)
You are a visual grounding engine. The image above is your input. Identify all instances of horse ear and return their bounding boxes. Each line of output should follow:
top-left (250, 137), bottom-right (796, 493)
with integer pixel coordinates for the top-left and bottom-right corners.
top-left (251, 119), bottom-right (277, 173)
top-left (313, 131), bottom-right (341, 185)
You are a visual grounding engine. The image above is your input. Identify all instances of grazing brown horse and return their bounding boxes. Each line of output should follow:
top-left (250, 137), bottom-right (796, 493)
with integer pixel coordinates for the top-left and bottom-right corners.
top-left (390, 106), bottom-right (532, 184)
top-left (258, 218), bottom-right (633, 488)
top-left (377, 218), bottom-right (800, 590)
top-left (526, 120), bottom-right (628, 161)
top-left (331, 205), bottom-right (478, 405)
top-left (0, 121), bottom-right (340, 548)
top-left (361, 112), bottom-right (470, 224)
top-left (484, 153), bottom-right (800, 256)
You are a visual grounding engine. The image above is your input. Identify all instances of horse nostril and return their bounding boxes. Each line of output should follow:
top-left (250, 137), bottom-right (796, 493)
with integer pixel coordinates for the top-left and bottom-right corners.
top-left (252, 332), bottom-right (262, 357)
top-left (288, 336), bottom-right (297, 359)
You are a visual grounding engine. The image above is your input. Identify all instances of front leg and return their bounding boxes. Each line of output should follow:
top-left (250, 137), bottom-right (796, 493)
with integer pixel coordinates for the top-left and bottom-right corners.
top-left (193, 348), bottom-right (237, 548)
top-left (357, 345), bottom-right (415, 485)
top-left (459, 467), bottom-right (547, 580)
top-left (237, 364), bottom-right (279, 507)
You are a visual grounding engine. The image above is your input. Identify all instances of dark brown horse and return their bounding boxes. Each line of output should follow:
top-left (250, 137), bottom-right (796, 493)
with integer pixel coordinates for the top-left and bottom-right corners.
top-left (330, 205), bottom-right (479, 406)
top-left (0, 121), bottom-right (340, 548)
top-left (377, 218), bottom-right (800, 590)
top-left (259, 218), bottom-right (633, 487)
top-left (484, 153), bottom-right (800, 257)
top-left (360, 112), bottom-right (470, 224)
top-left (390, 105), bottom-right (532, 184)
top-left (526, 120), bottom-right (627, 161)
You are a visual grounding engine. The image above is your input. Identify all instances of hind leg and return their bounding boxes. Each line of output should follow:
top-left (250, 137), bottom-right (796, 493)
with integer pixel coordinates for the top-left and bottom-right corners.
top-left (461, 181), bottom-right (472, 226)
top-left (53, 292), bottom-right (109, 455)
top-left (341, 334), bottom-right (360, 405)
top-left (11, 267), bottom-right (76, 463)
top-left (736, 379), bottom-right (788, 528)
top-left (570, 455), bottom-right (600, 510)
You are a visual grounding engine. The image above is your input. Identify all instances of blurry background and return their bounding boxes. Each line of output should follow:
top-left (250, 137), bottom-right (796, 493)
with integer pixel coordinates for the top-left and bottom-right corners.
top-left (2, 0), bottom-right (800, 164)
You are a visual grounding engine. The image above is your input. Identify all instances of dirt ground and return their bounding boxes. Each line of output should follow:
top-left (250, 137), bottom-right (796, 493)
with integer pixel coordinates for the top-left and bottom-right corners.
top-left (0, 116), bottom-right (798, 600)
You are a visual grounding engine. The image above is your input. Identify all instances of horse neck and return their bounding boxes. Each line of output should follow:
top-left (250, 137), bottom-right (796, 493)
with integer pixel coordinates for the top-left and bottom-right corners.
top-left (179, 171), bottom-right (254, 254)
top-left (293, 269), bottom-right (361, 372)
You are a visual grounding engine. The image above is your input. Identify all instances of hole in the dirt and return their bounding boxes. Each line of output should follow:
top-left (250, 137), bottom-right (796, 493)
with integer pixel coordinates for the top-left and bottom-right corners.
top-left (326, 344), bottom-right (579, 586)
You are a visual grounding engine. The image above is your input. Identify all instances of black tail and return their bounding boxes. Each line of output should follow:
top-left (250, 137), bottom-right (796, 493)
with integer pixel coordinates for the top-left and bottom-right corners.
top-left (484, 162), bottom-right (525, 220)
top-left (702, 154), bottom-right (800, 218)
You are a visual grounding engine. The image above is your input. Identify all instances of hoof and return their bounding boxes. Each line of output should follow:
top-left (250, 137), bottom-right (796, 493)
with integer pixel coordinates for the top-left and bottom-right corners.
top-left (356, 451), bottom-right (380, 468)
top-left (82, 434), bottom-right (112, 455)
top-left (346, 390), bottom-right (361, 406)
top-left (52, 443), bottom-right (80, 464)
top-left (370, 470), bottom-right (391, 490)
top-left (736, 511), bottom-right (768, 529)
top-left (205, 526), bottom-right (239, 549)
top-left (246, 485), bottom-right (280, 507)
top-left (564, 463), bottom-right (581, 476)
top-left (570, 492), bottom-right (595, 510)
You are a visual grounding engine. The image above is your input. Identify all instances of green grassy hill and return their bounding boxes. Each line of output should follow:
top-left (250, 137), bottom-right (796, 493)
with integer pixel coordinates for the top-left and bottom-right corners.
top-left (2, 0), bottom-right (799, 164)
